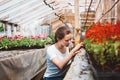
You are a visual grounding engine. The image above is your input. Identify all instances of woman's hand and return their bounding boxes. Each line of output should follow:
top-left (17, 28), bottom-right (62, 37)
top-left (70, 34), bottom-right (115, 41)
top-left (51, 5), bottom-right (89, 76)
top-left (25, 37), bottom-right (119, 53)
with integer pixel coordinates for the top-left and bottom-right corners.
top-left (70, 42), bottom-right (84, 56)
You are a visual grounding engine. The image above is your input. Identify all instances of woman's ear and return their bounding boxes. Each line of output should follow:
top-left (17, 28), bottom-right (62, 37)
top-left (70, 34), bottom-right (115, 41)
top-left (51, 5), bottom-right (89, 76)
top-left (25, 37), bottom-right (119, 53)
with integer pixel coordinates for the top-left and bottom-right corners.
top-left (57, 38), bottom-right (60, 41)
top-left (55, 38), bottom-right (59, 42)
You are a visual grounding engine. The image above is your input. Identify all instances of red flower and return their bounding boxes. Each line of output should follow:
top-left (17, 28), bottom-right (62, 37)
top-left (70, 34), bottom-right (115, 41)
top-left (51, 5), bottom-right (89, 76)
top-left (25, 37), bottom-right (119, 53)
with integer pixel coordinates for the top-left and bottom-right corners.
top-left (84, 21), bottom-right (120, 43)
top-left (0, 36), bottom-right (2, 40)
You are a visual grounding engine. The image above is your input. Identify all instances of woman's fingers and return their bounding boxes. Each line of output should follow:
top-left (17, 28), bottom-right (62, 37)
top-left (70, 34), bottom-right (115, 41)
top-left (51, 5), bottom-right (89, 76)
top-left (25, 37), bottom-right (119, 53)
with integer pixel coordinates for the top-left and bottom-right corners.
top-left (75, 50), bottom-right (81, 54)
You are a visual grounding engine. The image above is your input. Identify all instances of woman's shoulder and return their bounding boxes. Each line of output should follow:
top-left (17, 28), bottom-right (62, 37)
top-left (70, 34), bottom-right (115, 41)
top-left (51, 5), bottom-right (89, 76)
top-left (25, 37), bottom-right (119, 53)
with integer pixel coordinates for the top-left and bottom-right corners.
top-left (48, 44), bottom-right (55, 48)
top-left (47, 44), bottom-right (55, 51)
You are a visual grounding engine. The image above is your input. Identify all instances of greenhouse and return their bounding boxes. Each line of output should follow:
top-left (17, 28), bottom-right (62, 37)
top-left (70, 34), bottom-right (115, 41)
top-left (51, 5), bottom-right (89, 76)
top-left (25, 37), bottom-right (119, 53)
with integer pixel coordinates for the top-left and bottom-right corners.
top-left (0, 0), bottom-right (120, 80)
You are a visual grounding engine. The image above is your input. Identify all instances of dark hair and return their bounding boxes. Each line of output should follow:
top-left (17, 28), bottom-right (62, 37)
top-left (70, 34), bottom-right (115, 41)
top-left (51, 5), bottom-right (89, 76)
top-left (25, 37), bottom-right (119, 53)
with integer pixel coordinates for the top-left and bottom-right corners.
top-left (55, 26), bottom-right (71, 43)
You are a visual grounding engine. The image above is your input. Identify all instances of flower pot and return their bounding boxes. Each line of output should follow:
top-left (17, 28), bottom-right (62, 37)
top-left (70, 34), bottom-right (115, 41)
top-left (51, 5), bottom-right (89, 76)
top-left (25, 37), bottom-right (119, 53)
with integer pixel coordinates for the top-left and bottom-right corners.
top-left (96, 71), bottom-right (120, 80)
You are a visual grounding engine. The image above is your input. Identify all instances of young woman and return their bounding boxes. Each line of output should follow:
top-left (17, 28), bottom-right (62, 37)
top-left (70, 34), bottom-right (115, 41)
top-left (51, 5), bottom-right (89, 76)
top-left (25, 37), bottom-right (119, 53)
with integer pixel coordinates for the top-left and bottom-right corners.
top-left (43, 26), bottom-right (83, 80)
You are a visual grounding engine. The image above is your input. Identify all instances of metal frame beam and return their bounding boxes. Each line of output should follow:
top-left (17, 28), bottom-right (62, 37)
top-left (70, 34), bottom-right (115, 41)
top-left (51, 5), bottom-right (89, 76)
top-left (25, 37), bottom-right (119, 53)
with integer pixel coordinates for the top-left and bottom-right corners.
top-left (21, 11), bottom-right (55, 26)
top-left (0, 0), bottom-right (40, 18)
top-left (18, 8), bottom-right (53, 24)
top-left (13, 6), bottom-right (50, 23)
top-left (6, 2), bottom-right (44, 20)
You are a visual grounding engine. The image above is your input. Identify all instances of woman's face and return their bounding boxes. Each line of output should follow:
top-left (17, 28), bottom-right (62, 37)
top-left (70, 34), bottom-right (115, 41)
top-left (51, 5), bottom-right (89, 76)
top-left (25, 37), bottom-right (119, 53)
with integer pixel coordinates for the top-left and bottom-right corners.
top-left (60, 33), bottom-right (72, 47)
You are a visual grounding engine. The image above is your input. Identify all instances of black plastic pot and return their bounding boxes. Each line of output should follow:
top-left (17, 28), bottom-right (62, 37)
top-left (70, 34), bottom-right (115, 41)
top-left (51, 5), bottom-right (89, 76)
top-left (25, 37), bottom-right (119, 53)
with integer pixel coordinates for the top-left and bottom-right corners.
top-left (96, 71), bottom-right (120, 80)
top-left (0, 46), bottom-right (45, 51)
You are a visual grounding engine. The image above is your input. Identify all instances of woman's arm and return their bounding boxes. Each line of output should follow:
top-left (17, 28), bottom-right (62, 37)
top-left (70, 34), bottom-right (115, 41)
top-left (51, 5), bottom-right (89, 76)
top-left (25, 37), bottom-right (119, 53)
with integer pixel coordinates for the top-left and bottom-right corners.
top-left (51, 43), bottom-right (83, 70)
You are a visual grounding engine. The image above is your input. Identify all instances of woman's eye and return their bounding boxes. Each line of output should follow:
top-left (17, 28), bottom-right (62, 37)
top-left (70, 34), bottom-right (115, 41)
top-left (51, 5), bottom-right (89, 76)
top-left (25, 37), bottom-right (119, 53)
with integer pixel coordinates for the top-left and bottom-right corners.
top-left (65, 40), bottom-right (69, 42)
top-left (65, 39), bottom-right (71, 42)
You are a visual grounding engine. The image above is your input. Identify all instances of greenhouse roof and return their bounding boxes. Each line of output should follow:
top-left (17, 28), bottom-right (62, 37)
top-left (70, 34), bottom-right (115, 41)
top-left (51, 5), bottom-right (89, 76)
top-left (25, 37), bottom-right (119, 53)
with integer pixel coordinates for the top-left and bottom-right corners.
top-left (0, 0), bottom-right (96, 27)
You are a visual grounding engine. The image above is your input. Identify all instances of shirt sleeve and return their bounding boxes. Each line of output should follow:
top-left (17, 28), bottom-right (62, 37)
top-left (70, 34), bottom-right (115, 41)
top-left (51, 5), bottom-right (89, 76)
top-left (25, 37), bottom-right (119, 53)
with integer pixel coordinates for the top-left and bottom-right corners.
top-left (46, 46), bottom-right (57, 60)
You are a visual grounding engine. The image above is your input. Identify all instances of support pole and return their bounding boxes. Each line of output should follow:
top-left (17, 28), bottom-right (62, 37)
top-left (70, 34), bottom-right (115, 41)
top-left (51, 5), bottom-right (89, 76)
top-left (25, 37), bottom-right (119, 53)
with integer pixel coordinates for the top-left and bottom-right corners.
top-left (11, 24), bottom-right (14, 36)
top-left (74, 0), bottom-right (81, 45)
top-left (4, 23), bottom-right (8, 36)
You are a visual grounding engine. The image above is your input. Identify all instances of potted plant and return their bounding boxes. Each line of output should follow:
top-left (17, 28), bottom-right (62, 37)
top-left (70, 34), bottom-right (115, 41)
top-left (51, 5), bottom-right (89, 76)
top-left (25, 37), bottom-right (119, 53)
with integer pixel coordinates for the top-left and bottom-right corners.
top-left (0, 23), bottom-right (4, 32)
top-left (83, 21), bottom-right (120, 80)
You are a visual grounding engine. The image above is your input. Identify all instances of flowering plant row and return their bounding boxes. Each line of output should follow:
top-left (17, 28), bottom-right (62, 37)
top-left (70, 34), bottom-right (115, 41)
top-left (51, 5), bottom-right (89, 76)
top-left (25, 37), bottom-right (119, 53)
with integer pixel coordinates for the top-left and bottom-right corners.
top-left (0, 34), bottom-right (54, 50)
top-left (83, 20), bottom-right (120, 72)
